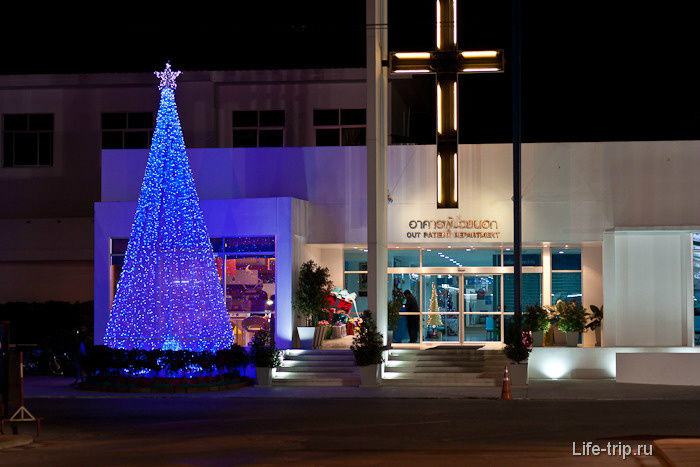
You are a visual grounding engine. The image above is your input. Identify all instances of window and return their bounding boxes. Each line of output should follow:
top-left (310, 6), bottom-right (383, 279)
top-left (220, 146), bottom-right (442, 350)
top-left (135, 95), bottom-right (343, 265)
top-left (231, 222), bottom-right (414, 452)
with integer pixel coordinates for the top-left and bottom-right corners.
top-left (314, 108), bottom-right (366, 146)
top-left (551, 248), bottom-right (582, 305)
top-left (102, 112), bottom-right (153, 149)
top-left (110, 236), bottom-right (276, 348)
top-left (3, 113), bottom-right (54, 167)
top-left (232, 110), bottom-right (285, 147)
top-left (422, 248), bottom-right (501, 267)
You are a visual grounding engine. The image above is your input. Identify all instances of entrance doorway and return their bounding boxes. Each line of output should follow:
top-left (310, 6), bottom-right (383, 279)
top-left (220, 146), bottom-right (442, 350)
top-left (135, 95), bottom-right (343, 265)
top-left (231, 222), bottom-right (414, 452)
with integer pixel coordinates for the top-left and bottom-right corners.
top-left (420, 274), bottom-right (503, 345)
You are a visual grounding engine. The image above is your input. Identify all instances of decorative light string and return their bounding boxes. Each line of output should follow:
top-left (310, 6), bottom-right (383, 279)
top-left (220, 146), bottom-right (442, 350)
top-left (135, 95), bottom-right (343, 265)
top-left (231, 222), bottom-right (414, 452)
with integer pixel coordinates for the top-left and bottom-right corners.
top-left (104, 63), bottom-right (234, 352)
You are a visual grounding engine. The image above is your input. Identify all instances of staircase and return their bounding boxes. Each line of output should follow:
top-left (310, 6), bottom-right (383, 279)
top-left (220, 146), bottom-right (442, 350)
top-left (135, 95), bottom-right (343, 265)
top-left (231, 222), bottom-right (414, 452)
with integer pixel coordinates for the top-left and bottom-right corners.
top-left (272, 350), bottom-right (360, 386)
top-left (382, 348), bottom-right (507, 387)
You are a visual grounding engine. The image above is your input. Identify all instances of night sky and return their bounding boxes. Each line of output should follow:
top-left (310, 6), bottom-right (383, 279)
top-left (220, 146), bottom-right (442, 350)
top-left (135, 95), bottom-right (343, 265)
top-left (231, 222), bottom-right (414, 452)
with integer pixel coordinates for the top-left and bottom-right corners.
top-left (2, 1), bottom-right (699, 143)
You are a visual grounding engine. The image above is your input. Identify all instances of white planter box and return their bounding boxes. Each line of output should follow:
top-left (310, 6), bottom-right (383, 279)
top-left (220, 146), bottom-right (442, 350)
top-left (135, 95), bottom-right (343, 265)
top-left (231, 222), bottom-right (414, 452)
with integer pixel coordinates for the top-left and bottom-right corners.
top-left (508, 362), bottom-right (528, 386)
top-left (256, 367), bottom-right (273, 387)
top-left (531, 330), bottom-right (544, 347)
top-left (359, 364), bottom-right (380, 387)
top-left (297, 326), bottom-right (315, 349)
top-left (565, 332), bottom-right (580, 347)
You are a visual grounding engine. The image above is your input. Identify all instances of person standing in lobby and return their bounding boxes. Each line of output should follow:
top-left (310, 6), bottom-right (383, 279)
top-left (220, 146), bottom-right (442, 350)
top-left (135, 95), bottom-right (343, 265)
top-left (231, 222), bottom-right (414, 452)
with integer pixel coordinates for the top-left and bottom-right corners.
top-left (404, 290), bottom-right (419, 343)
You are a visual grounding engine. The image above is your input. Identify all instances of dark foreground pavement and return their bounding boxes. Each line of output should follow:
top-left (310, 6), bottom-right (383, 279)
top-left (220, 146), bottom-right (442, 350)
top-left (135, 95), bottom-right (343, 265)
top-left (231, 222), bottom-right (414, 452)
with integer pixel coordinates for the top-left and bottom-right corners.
top-left (2, 395), bottom-right (699, 466)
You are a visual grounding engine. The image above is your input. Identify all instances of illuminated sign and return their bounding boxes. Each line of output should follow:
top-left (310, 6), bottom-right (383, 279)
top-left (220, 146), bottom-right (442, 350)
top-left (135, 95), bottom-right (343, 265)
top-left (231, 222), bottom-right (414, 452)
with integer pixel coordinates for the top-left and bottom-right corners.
top-left (406, 216), bottom-right (501, 239)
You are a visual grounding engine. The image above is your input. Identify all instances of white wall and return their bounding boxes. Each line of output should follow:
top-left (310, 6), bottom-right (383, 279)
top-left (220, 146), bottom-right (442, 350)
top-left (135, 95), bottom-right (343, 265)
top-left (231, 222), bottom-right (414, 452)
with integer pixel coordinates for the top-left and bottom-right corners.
top-left (103, 141), bottom-right (700, 246)
top-left (603, 230), bottom-right (694, 346)
top-left (530, 347), bottom-right (700, 380)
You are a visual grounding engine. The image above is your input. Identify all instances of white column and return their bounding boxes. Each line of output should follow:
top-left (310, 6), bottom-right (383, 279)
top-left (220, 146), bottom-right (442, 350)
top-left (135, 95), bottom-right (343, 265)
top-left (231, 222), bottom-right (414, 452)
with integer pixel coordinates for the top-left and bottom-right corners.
top-left (542, 246), bottom-right (552, 306)
top-left (582, 244), bottom-right (603, 347)
top-left (366, 0), bottom-right (389, 341)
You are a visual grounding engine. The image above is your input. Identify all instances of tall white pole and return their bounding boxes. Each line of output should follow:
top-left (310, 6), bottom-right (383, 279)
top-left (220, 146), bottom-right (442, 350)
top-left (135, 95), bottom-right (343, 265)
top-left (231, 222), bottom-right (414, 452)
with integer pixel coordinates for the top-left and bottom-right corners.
top-left (366, 0), bottom-right (388, 342)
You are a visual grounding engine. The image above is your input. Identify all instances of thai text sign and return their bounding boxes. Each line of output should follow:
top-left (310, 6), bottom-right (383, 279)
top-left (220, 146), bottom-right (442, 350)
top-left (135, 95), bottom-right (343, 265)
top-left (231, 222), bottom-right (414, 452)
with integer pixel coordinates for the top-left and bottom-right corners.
top-left (406, 217), bottom-right (501, 239)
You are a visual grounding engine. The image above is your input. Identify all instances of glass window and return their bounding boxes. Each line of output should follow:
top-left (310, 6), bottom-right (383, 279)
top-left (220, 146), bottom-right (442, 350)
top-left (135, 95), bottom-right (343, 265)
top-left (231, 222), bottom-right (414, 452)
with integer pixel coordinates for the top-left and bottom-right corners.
top-left (258, 129), bottom-right (283, 147)
top-left (224, 236), bottom-right (275, 254)
top-left (259, 110), bottom-right (285, 127)
top-left (111, 238), bottom-right (129, 255)
top-left (3, 113), bottom-right (54, 167)
top-left (344, 249), bottom-right (368, 271)
top-left (232, 129), bottom-right (257, 147)
top-left (423, 314), bottom-right (460, 342)
top-left (503, 249), bottom-right (542, 266)
top-left (504, 273), bottom-right (542, 311)
top-left (422, 248), bottom-right (501, 267)
top-left (464, 314), bottom-right (501, 342)
top-left (127, 112), bottom-right (153, 129)
top-left (388, 249), bottom-right (420, 267)
top-left (315, 128), bottom-right (340, 146)
top-left (101, 112), bottom-right (152, 149)
top-left (341, 127), bottom-right (366, 145)
top-left (344, 273), bottom-right (368, 316)
top-left (552, 248), bottom-right (582, 270)
top-left (340, 108), bottom-right (366, 125)
top-left (313, 109), bottom-right (339, 126)
top-left (552, 272), bottom-right (582, 305)
top-left (464, 275), bottom-right (500, 312)
top-left (422, 274), bottom-right (459, 313)
top-left (232, 111), bottom-right (258, 127)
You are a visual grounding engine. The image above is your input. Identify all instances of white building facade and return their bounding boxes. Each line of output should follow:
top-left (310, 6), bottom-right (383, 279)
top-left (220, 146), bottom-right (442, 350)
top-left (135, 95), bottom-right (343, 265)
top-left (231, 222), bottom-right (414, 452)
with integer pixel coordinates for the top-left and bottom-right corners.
top-left (2, 68), bottom-right (700, 381)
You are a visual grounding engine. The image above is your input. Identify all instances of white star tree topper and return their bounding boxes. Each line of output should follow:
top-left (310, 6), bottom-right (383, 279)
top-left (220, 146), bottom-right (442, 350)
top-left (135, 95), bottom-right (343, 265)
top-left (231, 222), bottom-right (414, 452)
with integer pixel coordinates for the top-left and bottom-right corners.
top-left (155, 62), bottom-right (182, 90)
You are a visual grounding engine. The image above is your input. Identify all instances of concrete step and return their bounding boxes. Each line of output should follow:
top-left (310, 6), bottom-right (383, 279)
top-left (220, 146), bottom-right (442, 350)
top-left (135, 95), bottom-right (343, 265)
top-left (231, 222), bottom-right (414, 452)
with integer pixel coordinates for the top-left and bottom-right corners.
top-left (284, 355), bottom-right (355, 362)
top-left (281, 359), bottom-right (355, 367)
top-left (388, 355), bottom-right (485, 362)
top-left (381, 378), bottom-right (499, 387)
top-left (382, 372), bottom-right (484, 380)
top-left (285, 350), bottom-right (353, 355)
top-left (278, 366), bottom-right (357, 373)
top-left (273, 377), bottom-right (360, 387)
top-left (384, 366), bottom-right (485, 374)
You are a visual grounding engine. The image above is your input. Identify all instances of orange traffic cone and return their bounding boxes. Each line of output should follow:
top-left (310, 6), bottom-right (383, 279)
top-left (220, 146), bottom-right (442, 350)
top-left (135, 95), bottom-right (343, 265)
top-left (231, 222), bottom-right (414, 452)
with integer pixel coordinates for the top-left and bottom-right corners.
top-left (500, 364), bottom-right (512, 400)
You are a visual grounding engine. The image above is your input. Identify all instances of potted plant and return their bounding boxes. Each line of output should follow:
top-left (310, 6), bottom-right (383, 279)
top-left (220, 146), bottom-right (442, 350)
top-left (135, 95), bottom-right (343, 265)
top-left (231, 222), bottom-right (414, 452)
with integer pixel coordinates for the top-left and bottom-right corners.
top-left (523, 304), bottom-right (549, 347)
top-left (585, 305), bottom-right (604, 347)
top-left (250, 327), bottom-right (281, 387)
top-left (386, 287), bottom-right (403, 346)
top-left (350, 310), bottom-right (384, 387)
top-left (293, 260), bottom-right (333, 349)
top-left (556, 300), bottom-right (587, 347)
top-left (503, 313), bottom-right (531, 386)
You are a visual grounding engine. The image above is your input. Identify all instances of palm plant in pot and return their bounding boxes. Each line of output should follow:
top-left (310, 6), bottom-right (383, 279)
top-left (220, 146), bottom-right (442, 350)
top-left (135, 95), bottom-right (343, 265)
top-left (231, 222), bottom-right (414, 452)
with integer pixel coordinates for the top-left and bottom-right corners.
top-left (523, 304), bottom-right (549, 347)
top-left (350, 310), bottom-right (384, 387)
top-left (250, 327), bottom-right (281, 387)
top-left (293, 260), bottom-right (332, 349)
top-left (585, 305), bottom-right (604, 347)
top-left (503, 313), bottom-right (531, 386)
top-left (556, 300), bottom-right (587, 347)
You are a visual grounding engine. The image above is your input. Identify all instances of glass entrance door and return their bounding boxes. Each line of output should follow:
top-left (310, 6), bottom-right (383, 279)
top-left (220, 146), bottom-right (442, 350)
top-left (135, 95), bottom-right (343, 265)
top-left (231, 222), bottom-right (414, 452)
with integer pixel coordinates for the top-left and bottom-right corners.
top-left (463, 274), bottom-right (502, 342)
top-left (421, 274), bottom-right (460, 343)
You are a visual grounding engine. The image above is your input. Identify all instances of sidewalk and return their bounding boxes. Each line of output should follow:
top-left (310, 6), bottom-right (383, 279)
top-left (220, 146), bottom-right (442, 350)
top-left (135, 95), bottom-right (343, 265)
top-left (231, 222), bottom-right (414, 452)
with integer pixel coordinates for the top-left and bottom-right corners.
top-left (0, 434), bottom-right (33, 450)
top-left (23, 376), bottom-right (700, 400)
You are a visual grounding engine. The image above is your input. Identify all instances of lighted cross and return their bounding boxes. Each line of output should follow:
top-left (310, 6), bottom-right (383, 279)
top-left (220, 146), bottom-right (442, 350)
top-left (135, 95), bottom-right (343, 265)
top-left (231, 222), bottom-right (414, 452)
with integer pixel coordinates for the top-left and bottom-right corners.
top-left (390, 0), bottom-right (504, 209)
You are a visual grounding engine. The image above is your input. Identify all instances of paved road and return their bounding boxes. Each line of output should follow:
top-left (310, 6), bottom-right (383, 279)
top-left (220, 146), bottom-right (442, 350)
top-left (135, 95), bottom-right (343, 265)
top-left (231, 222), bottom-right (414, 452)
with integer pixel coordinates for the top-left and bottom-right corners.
top-left (2, 396), bottom-right (698, 466)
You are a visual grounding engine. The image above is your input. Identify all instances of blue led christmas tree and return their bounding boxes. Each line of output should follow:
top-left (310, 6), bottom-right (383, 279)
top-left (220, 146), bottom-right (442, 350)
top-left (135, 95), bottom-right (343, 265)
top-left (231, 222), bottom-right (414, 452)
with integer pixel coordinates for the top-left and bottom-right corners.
top-left (104, 63), bottom-right (234, 352)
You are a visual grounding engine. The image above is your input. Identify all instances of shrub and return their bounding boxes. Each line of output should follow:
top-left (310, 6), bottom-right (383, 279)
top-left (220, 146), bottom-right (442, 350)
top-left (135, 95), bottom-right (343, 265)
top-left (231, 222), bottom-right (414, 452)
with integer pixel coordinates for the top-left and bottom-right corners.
top-left (556, 300), bottom-right (587, 334)
top-left (350, 310), bottom-right (384, 366)
top-left (503, 313), bottom-right (531, 363)
top-left (523, 304), bottom-right (549, 333)
top-left (387, 288), bottom-right (403, 332)
top-left (293, 260), bottom-right (333, 326)
top-left (249, 328), bottom-right (281, 368)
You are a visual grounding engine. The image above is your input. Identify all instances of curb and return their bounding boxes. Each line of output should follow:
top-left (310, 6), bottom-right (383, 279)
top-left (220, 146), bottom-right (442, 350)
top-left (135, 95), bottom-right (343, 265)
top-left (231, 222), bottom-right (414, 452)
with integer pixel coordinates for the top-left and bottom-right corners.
top-left (0, 434), bottom-right (34, 450)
